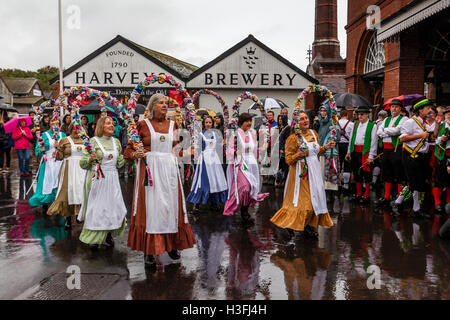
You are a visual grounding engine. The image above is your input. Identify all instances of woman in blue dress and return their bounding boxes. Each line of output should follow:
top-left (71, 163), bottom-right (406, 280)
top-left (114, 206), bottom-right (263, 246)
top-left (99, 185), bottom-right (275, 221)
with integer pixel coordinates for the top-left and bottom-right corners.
top-left (29, 126), bottom-right (65, 211)
top-left (187, 116), bottom-right (228, 212)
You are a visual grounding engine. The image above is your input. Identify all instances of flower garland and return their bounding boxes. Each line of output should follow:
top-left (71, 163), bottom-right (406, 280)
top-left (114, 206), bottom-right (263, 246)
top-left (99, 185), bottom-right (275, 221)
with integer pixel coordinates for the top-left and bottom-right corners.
top-left (68, 87), bottom-right (124, 179)
top-left (127, 74), bottom-right (192, 149)
top-left (293, 84), bottom-right (338, 174)
top-left (127, 74), bottom-right (196, 185)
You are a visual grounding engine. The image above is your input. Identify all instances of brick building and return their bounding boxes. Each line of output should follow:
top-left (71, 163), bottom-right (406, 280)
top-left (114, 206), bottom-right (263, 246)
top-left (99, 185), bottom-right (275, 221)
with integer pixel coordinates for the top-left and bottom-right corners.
top-left (345, 0), bottom-right (450, 106)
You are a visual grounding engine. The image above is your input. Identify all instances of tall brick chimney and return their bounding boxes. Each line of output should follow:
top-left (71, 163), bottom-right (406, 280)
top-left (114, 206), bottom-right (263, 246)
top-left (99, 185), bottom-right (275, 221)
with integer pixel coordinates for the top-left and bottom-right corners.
top-left (312, 0), bottom-right (341, 60)
top-left (307, 0), bottom-right (346, 94)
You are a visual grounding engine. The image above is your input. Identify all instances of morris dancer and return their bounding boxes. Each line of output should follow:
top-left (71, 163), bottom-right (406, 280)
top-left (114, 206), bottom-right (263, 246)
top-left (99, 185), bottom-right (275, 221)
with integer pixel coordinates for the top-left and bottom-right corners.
top-left (431, 106), bottom-right (450, 213)
top-left (77, 116), bottom-right (127, 249)
top-left (125, 94), bottom-right (196, 268)
top-left (337, 109), bottom-right (354, 195)
top-left (223, 113), bottom-right (269, 225)
top-left (29, 124), bottom-right (65, 211)
top-left (187, 116), bottom-right (228, 212)
top-left (47, 122), bottom-right (87, 229)
top-left (392, 97), bottom-right (432, 218)
top-left (375, 99), bottom-right (407, 206)
top-left (345, 106), bottom-right (378, 204)
top-left (270, 111), bottom-right (334, 239)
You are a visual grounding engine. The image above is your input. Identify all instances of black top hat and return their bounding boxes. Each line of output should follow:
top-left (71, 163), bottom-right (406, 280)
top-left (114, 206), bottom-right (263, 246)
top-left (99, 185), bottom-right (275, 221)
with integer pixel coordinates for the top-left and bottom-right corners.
top-left (355, 106), bottom-right (371, 113)
top-left (389, 98), bottom-right (403, 107)
top-left (443, 106), bottom-right (450, 114)
top-left (411, 96), bottom-right (433, 110)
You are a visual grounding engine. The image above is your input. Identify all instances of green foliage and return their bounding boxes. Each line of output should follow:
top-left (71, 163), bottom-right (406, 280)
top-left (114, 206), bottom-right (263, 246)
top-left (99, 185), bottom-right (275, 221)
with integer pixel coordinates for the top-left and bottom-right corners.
top-left (0, 66), bottom-right (59, 91)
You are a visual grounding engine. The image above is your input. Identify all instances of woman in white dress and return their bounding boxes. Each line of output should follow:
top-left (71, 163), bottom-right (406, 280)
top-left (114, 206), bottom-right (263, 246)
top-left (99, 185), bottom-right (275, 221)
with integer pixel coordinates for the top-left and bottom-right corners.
top-left (125, 93), bottom-right (196, 268)
top-left (187, 115), bottom-right (228, 212)
top-left (223, 113), bottom-right (269, 224)
top-left (77, 116), bottom-right (127, 249)
top-left (29, 125), bottom-right (65, 210)
top-left (47, 122), bottom-right (87, 229)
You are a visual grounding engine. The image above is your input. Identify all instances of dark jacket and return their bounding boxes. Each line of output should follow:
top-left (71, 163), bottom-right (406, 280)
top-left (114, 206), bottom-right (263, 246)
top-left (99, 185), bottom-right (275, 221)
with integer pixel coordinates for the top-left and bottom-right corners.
top-left (0, 124), bottom-right (13, 149)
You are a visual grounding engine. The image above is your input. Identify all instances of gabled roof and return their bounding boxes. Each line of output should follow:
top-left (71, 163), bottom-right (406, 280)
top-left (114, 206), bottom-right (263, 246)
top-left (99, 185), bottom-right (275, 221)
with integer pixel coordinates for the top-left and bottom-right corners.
top-left (13, 96), bottom-right (44, 105)
top-left (2, 78), bottom-right (39, 95)
top-left (187, 34), bottom-right (318, 84)
top-left (51, 35), bottom-right (198, 84)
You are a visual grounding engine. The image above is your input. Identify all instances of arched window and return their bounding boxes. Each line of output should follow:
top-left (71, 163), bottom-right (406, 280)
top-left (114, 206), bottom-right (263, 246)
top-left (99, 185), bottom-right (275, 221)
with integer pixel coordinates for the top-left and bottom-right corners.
top-left (364, 33), bottom-right (385, 74)
top-left (427, 26), bottom-right (450, 61)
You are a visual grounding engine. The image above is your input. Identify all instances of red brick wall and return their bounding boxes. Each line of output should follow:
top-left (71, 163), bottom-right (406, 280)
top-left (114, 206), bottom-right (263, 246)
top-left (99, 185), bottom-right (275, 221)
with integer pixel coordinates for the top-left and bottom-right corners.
top-left (345, 0), bottom-right (421, 103)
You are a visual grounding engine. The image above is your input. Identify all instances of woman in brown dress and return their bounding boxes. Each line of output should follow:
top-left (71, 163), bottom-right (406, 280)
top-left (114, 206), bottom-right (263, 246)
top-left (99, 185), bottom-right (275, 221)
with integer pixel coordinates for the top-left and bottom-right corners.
top-left (270, 111), bottom-right (334, 239)
top-left (124, 93), bottom-right (196, 268)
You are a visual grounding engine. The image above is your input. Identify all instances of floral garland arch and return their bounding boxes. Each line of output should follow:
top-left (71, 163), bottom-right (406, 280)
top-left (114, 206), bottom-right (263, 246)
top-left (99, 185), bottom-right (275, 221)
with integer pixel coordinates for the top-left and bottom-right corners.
top-left (126, 74), bottom-right (194, 150)
top-left (292, 84), bottom-right (339, 177)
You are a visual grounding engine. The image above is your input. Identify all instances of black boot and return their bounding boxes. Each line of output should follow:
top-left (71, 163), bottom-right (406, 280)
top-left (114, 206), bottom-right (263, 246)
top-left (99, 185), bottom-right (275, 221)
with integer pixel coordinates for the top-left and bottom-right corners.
top-left (64, 217), bottom-right (72, 229)
top-left (168, 250), bottom-right (181, 260)
top-left (105, 232), bottom-right (114, 248)
top-left (240, 206), bottom-right (254, 225)
top-left (144, 254), bottom-right (156, 267)
top-left (304, 225), bottom-right (318, 239)
top-left (192, 204), bottom-right (200, 214)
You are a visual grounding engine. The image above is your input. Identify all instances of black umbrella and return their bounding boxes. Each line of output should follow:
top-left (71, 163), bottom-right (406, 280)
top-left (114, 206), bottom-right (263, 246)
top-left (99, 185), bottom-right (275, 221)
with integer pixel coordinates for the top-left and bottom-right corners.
top-left (334, 93), bottom-right (372, 108)
top-left (0, 104), bottom-right (18, 113)
top-left (79, 99), bottom-right (119, 117)
top-left (248, 98), bottom-right (289, 111)
top-left (134, 104), bottom-right (146, 115)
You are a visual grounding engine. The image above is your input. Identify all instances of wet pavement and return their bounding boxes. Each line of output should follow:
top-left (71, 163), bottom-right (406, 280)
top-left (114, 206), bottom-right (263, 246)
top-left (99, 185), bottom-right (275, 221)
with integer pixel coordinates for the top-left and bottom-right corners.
top-left (0, 156), bottom-right (449, 300)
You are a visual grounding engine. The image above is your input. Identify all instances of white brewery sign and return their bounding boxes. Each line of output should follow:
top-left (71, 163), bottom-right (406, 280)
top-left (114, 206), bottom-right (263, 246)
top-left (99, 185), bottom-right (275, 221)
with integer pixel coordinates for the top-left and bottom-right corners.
top-left (187, 41), bottom-right (312, 89)
top-left (64, 41), bottom-right (183, 88)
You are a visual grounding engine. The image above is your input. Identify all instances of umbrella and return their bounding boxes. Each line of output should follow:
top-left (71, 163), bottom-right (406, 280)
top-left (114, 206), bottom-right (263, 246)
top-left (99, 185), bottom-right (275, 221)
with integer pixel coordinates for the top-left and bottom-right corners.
top-left (334, 93), bottom-right (372, 108)
top-left (134, 104), bottom-right (146, 115)
top-left (383, 94), bottom-right (423, 110)
top-left (248, 98), bottom-right (289, 111)
top-left (0, 104), bottom-right (18, 113)
top-left (196, 108), bottom-right (216, 118)
top-left (79, 99), bottom-right (119, 117)
top-left (4, 116), bottom-right (33, 133)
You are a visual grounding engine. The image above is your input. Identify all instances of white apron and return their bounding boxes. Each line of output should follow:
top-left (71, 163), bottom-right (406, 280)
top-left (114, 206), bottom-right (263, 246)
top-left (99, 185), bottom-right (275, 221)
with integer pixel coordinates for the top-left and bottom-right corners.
top-left (227, 129), bottom-right (260, 204)
top-left (191, 131), bottom-right (228, 194)
top-left (42, 132), bottom-right (63, 195)
top-left (138, 119), bottom-right (187, 234)
top-left (288, 129), bottom-right (328, 215)
top-left (78, 137), bottom-right (127, 230)
top-left (55, 137), bottom-right (86, 205)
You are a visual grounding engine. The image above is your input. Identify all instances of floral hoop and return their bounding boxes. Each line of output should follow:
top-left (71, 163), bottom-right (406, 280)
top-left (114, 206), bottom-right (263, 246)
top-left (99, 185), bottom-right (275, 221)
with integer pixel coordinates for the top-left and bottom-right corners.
top-left (163, 97), bottom-right (183, 127)
top-left (126, 74), bottom-right (193, 150)
top-left (292, 84), bottom-right (337, 133)
top-left (191, 89), bottom-right (228, 117)
top-left (293, 84), bottom-right (339, 176)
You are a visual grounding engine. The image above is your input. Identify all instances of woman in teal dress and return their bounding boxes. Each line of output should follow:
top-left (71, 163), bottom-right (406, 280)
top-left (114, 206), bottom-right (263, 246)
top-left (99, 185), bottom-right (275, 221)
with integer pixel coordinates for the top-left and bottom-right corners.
top-left (77, 116), bottom-right (127, 249)
top-left (29, 127), bottom-right (65, 209)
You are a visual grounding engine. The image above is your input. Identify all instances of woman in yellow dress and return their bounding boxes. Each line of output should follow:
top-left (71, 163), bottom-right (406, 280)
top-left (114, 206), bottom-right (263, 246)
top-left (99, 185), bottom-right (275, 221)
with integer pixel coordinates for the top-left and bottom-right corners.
top-left (271, 111), bottom-right (334, 239)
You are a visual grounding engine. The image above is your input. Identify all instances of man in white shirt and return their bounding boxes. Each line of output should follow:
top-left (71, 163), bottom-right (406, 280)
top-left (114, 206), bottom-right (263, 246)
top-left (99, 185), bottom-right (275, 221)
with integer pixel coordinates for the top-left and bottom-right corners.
top-left (346, 106), bottom-right (378, 204)
top-left (375, 99), bottom-right (408, 206)
top-left (391, 96), bottom-right (432, 218)
top-left (337, 109), bottom-right (354, 194)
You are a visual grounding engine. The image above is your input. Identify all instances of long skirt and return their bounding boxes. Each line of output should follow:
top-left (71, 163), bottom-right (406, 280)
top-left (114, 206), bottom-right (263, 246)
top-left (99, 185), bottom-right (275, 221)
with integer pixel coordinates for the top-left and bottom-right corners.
top-left (223, 168), bottom-right (269, 216)
top-left (127, 159), bottom-right (196, 255)
top-left (271, 163), bottom-right (334, 231)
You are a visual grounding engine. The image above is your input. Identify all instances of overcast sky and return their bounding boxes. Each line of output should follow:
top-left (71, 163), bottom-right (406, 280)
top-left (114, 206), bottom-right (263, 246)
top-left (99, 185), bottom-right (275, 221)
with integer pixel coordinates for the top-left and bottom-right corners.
top-left (1, 0), bottom-right (347, 72)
